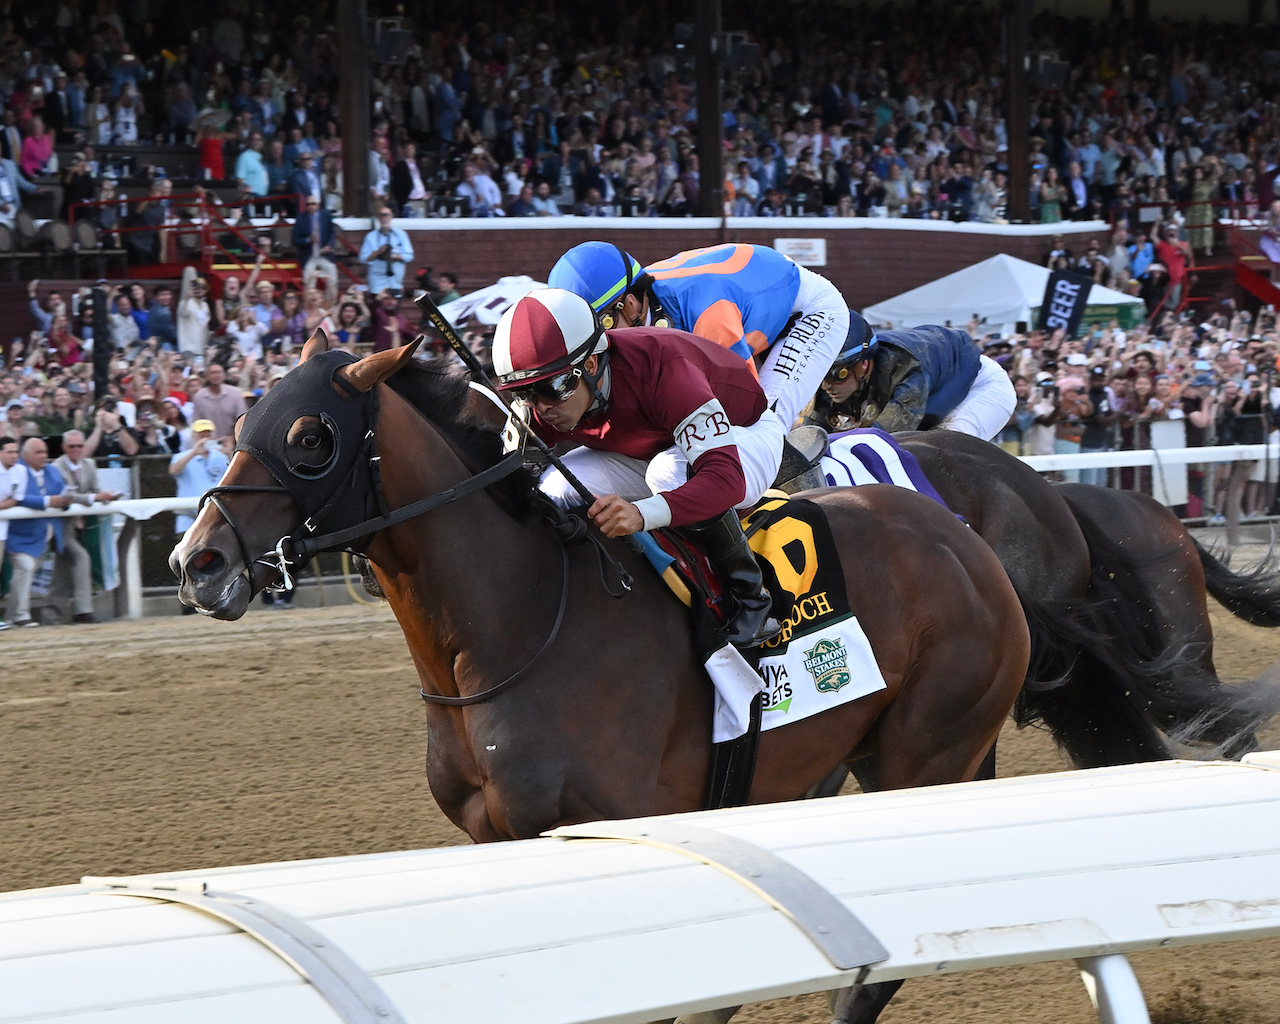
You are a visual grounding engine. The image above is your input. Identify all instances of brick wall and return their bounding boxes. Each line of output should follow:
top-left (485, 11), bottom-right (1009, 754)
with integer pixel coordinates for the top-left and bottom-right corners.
top-left (339, 220), bottom-right (1109, 310)
top-left (0, 221), bottom-right (1108, 349)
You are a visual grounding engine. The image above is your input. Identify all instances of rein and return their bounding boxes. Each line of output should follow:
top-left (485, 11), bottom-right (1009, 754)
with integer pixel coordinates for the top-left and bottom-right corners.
top-left (198, 351), bottom-right (584, 709)
top-left (418, 545), bottom-right (570, 707)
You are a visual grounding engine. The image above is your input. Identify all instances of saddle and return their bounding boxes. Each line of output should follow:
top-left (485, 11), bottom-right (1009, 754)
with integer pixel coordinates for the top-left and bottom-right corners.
top-left (649, 425), bottom-right (831, 629)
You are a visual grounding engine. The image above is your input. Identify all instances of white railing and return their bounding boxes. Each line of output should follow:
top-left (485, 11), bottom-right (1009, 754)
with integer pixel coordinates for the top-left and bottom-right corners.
top-left (0, 496), bottom-right (196, 522)
top-left (1019, 442), bottom-right (1279, 473)
top-left (0, 497), bottom-right (196, 619)
top-left (2, 755), bottom-right (1278, 1024)
top-left (334, 215), bottom-right (1110, 236)
top-left (2, 441), bottom-right (1275, 621)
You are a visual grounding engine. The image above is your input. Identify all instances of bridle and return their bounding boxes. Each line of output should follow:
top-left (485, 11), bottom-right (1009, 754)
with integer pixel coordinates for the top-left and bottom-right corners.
top-left (198, 350), bottom-right (524, 593)
top-left (192, 349), bottom-right (586, 707)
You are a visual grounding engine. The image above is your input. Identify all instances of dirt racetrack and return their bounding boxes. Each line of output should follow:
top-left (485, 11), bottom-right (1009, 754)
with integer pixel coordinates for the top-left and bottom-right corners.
top-left (2, 601), bottom-right (1279, 1024)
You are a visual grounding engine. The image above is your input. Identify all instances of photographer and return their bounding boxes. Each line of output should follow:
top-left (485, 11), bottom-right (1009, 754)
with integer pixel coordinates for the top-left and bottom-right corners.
top-left (1053, 376), bottom-right (1094, 483)
top-left (358, 204), bottom-right (413, 296)
top-left (82, 399), bottom-right (139, 460)
top-left (1079, 366), bottom-right (1120, 485)
top-left (1181, 373), bottom-right (1217, 516)
top-left (1025, 375), bottom-right (1062, 459)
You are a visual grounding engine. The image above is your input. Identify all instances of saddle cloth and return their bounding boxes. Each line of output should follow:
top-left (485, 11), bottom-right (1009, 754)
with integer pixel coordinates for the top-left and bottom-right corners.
top-left (820, 427), bottom-right (953, 511)
top-left (648, 497), bottom-right (886, 741)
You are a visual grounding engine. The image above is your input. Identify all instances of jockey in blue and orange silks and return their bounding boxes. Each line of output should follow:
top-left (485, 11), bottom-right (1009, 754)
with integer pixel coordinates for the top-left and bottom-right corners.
top-left (548, 241), bottom-right (849, 432)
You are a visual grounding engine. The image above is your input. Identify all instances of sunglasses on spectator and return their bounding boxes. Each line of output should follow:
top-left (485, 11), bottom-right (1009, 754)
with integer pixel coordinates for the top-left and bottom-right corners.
top-left (508, 367), bottom-right (583, 404)
top-left (64, 443), bottom-right (84, 449)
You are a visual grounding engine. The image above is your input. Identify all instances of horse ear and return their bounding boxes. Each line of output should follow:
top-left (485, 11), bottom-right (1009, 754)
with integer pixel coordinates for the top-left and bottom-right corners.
top-left (337, 337), bottom-right (422, 394)
top-left (298, 328), bottom-right (330, 364)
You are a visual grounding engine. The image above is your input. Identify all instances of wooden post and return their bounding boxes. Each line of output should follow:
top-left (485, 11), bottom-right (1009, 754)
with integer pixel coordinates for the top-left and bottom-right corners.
top-left (695, 0), bottom-right (724, 218)
top-left (339, 0), bottom-right (371, 218)
top-left (1004, 0), bottom-right (1030, 223)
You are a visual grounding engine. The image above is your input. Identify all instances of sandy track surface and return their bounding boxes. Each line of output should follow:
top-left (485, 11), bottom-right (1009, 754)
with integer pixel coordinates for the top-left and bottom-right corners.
top-left (2, 602), bottom-right (1277, 1023)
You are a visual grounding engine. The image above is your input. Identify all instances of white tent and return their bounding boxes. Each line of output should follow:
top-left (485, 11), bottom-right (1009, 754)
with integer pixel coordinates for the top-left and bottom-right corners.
top-left (435, 276), bottom-right (546, 327)
top-left (861, 253), bottom-right (1145, 335)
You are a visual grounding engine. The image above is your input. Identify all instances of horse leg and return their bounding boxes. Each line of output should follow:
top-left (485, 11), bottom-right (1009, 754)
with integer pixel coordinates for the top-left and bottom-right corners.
top-left (974, 741), bottom-right (997, 781)
top-left (808, 764), bottom-right (853, 798)
top-left (833, 609), bottom-right (1025, 1024)
top-left (671, 1008), bottom-right (740, 1024)
top-left (831, 980), bottom-right (905, 1024)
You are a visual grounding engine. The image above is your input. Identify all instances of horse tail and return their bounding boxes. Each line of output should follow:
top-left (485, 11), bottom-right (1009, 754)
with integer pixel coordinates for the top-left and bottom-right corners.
top-left (1193, 536), bottom-right (1280, 627)
top-left (1012, 588), bottom-right (1174, 769)
top-left (1060, 493), bottom-right (1280, 760)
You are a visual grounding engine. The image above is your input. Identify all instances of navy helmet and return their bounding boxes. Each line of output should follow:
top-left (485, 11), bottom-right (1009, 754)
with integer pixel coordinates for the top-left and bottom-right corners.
top-left (825, 310), bottom-right (878, 382)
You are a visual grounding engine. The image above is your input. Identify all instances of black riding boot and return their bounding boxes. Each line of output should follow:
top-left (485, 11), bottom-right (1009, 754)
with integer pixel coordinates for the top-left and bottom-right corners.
top-left (688, 510), bottom-right (780, 648)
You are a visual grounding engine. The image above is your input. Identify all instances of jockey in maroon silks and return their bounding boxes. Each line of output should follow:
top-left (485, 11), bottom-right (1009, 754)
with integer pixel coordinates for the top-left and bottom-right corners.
top-left (491, 287), bottom-right (786, 647)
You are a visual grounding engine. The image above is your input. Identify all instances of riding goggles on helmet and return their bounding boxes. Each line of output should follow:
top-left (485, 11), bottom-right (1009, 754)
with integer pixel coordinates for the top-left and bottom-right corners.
top-left (507, 366), bottom-right (584, 404)
top-left (825, 323), bottom-right (878, 383)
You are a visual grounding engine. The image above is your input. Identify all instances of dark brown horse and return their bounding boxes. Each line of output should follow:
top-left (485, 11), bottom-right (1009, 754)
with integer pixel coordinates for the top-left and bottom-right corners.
top-left (899, 432), bottom-right (1280, 764)
top-left (172, 337), bottom-right (1031, 843)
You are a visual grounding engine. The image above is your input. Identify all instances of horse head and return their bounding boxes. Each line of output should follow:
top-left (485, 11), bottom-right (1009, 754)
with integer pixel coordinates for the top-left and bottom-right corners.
top-left (171, 330), bottom-right (420, 618)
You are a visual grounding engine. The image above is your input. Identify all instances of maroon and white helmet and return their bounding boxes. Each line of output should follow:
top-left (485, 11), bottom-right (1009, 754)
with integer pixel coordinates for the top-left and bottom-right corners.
top-left (492, 288), bottom-right (607, 396)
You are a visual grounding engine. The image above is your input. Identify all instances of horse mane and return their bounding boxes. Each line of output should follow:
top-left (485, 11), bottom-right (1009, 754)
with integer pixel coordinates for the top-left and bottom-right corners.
top-left (385, 356), bottom-right (538, 517)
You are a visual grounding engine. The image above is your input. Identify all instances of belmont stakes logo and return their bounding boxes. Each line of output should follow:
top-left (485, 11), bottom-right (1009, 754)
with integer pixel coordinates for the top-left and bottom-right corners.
top-left (802, 637), bottom-right (851, 693)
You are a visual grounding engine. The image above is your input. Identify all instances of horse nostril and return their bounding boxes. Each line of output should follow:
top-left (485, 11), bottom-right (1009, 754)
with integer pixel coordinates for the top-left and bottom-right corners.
top-left (187, 548), bottom-right (226, 579)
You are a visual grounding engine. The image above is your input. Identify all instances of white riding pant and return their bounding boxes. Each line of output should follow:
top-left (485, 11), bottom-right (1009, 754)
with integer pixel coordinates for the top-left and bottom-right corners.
top-left (935, 355), bottom-right (1017, 442)
top-left (540, 409), bottom-right (786, 520)
top-left (759, 265), bottom-right (849, 431)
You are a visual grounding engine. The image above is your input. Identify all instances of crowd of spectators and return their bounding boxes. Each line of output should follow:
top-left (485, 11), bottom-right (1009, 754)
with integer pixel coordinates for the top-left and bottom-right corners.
top-left (9, 2), bottom-right (1280, 622)
top-left (0, 260), bottom-right (465, 625)
top-left (987, 300), bottom-right (1279, 520)
top-left (6, 2), bottom-right (1280, 229)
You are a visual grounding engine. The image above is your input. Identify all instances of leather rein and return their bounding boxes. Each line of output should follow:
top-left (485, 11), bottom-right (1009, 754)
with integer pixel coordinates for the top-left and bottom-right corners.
top-left (197, 366), bottom-right (568, 707)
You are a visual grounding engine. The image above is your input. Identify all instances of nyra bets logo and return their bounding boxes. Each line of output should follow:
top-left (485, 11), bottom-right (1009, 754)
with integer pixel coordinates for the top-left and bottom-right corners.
top-left (803, 638), bottom-right (851, 693)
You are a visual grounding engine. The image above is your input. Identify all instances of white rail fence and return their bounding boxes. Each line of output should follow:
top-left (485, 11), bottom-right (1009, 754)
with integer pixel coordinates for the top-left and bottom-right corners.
top-left (0, 441), bottom-right (1274, 620)
top-left (2, 755), bottom-right (1278, 1024)
top-left (0, 497), bottom-right (196, 618)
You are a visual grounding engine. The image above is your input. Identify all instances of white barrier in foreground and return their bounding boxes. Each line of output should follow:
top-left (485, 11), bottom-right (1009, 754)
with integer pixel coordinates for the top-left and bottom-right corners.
top-left (2, 755), bottom-right (1279, 1024)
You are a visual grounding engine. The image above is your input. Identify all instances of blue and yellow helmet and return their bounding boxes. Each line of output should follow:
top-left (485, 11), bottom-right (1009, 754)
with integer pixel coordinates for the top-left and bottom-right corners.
top-left (548, 241), bottom-right (644, 318)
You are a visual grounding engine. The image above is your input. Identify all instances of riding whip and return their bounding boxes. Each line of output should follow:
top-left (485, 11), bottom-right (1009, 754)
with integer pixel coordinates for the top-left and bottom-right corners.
top-left (415, 291), bottom-right (622, 513)
top-left (414, 292), bottom-right (661, 577)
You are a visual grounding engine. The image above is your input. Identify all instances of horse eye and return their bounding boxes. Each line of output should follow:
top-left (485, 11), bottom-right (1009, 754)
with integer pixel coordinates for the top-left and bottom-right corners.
top-left (300, 432), bottom-right (322, 449)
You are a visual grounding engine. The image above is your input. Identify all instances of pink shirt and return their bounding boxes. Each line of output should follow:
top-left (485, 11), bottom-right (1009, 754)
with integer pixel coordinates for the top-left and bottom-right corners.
top-left (20, 133), bottom-right (52, 177)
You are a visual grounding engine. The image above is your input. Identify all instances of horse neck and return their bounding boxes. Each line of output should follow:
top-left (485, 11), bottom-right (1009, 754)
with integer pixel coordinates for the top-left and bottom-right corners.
top-left (365, 385), bottom-right (555, 693)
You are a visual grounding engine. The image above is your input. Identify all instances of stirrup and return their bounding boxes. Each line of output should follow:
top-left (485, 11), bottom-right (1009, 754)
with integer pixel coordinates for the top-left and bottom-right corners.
top-left (732, 614), bottom-right (781, 648)
top-left (774, 425), bottom-right (829, 494)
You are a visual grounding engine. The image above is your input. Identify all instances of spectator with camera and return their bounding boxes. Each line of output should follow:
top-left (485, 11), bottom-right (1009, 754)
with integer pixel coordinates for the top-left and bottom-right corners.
top-left (1078, 366), bottom-right (1121, 486)
top-left (169, 419), bottom-right (231, 538)
top-left (996, 376), bottom-right (1036, 455)
top-left (359, 204), bottom-right (414, 296)
top-left (1052, 375), bottom-right (1093, 483)
top-left (82, 400), bottom-right (139, 461)
top-left (1025, 375), bottom-right (1062, 459)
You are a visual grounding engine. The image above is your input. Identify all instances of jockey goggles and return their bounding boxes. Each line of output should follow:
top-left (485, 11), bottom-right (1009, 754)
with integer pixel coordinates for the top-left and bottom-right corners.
top-left (825, 327), bottom-right (879, 383)
top-left (507, 366), bottom-right (584, 404)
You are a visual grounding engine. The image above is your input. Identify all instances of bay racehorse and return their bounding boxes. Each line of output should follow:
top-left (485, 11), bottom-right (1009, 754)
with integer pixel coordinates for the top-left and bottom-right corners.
top-left (900, 431), bottom-right (1280, 764)
top-left (172, 334), bottom-right (1036, 840)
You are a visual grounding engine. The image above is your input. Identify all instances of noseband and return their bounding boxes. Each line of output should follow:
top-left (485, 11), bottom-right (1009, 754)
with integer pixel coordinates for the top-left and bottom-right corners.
top-left (199, 350), bottom-right (523, 593)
